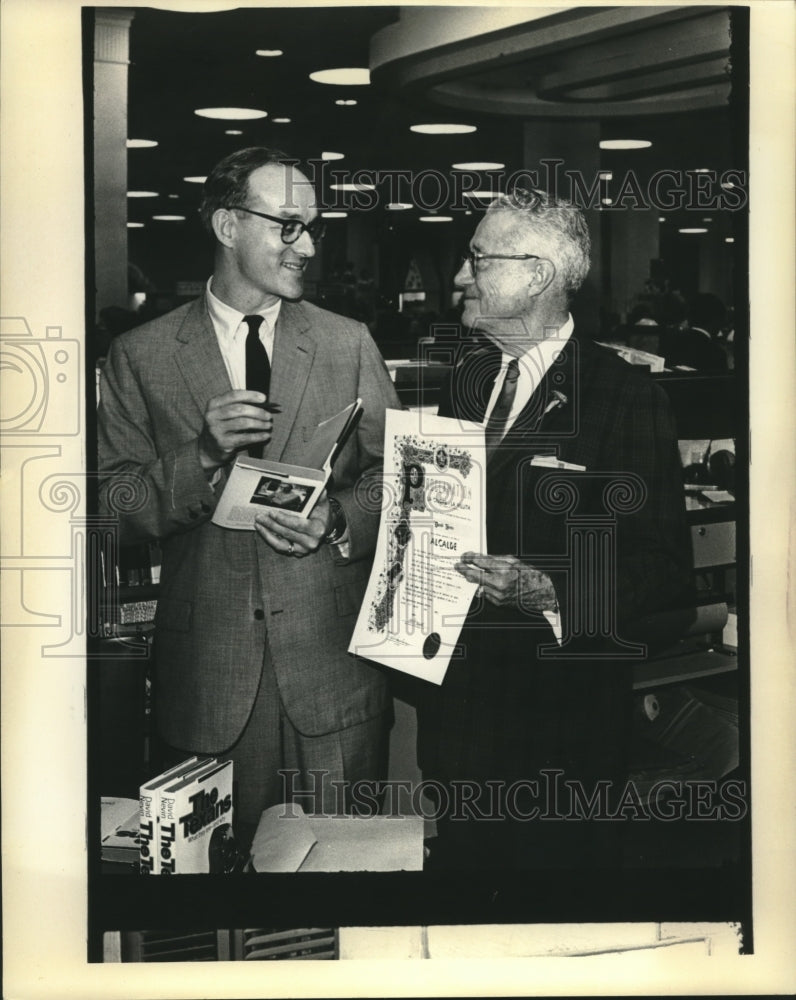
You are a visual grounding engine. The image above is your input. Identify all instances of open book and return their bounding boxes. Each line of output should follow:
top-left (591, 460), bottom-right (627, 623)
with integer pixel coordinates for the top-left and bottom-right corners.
top-left (212, 399), bottom-right (363, 529)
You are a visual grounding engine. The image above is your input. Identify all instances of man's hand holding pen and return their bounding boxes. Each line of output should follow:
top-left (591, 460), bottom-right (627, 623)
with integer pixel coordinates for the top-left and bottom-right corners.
top-left (198, 389), bottom-right (276, 471)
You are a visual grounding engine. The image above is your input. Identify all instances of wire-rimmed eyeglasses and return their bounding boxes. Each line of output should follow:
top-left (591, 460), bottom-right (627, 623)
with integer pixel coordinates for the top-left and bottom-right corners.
top-left (461, 250), bottom-right (541, 274)
top-left (226, 205), bottom-right (326, 245)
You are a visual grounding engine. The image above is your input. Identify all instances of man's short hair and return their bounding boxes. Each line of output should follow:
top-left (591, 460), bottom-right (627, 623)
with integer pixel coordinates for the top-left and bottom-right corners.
top-left (490, 188), bottom-right (591, 298)
top-left (199, 146), bottom-right (297, 233)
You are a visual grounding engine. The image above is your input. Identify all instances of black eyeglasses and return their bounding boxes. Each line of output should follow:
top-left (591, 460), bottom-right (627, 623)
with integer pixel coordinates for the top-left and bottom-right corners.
top-left (227, 205), bottom-right (326, 245)
top-left (462, 250), bottom-right (540, 273)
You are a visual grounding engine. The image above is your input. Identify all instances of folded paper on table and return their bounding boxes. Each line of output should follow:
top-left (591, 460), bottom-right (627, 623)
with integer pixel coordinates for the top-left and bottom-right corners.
top-left (249, 803), bottom-right (424, 872)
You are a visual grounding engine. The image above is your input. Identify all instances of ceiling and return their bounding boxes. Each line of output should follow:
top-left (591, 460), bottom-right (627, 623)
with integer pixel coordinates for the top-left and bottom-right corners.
top-left (122, 4), bottom-right (743, 229)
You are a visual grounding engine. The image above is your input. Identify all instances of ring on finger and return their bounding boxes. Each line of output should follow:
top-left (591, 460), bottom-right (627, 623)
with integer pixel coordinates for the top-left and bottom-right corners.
top-left (287, 541), bottom-right (294, 556)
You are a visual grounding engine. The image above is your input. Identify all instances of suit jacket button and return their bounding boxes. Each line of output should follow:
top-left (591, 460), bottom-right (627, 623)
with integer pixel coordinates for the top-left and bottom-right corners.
top-left (253, 609), bottom-right (265, 620)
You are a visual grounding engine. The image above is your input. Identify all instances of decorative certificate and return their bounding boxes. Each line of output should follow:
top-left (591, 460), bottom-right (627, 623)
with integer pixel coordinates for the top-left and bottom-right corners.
top-left (349, 408), bottom-right (486, 684)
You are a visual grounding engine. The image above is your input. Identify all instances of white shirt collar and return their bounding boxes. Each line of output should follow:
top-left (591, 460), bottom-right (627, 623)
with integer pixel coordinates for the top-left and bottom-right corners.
top-left (205, 277), bottom-right (282, 347)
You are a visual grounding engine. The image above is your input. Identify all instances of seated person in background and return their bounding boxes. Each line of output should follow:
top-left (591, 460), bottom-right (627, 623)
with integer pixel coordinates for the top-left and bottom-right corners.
top-left (664, 292), bottom-right (729, 371)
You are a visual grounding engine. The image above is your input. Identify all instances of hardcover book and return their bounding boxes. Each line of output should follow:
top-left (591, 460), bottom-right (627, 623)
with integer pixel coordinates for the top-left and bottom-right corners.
top-left (138, 756), bottom-right (203, 874)
top-left (158, 759), bottom-right (235, 874)
top-left (212, 399), bottom-right (363, 529)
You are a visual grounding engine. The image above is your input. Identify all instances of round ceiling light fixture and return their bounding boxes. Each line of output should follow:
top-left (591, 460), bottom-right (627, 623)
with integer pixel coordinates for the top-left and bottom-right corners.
top-left (271, 117), bottom-right (292, 124)
top-left (126, 138), bottom-right (158, 149)
top-left (225, 129), bottom-right (243, 136)
top-left (419, 215), bottom-right (453, 222)
top-left (599, 139), bottom-right (652, 150)
top-left (329, 183), bottom-right (376, 192)
top-left (386, 203), bottom-right (413, 211)
top-left (411, 124), bottom-right (477, 135)
top-left (194, 107), bottom-right (267, 120)
top-left (309, 68), bottom-right (370, 85)
top-left (334, 99), bottom-right (358, 107)
top-left (152, 215), bottom-right (186, 222)
top-left (451, 161), bottom-right (504, 170)
top-left (127, 191), bottom-right (158, 198)
top-left (183, 176), bottom-right (207, 184)
top-left (127, 222), bottom-right (145, 228)
top-left (256, 49), bottom-right (283, 57)
top-left (321, 151), bottom-right (345, 161)
top-left (463, 190), bottom-right (502, 200)
top-left (678, 227), bottom-right (707, 234)
top-left (322, 211), bottom-right (348, 219)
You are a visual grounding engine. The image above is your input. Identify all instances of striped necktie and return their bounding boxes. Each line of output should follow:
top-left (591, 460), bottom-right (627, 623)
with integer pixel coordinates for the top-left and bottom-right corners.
top-left (484, 358), bottom-right (520, 458)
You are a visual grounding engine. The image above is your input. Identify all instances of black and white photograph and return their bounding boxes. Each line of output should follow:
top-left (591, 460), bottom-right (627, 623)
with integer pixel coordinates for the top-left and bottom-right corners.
top-left (1, 1), bottom-right (794, 997)
top-left (251, 476), bottom-right (312, 512)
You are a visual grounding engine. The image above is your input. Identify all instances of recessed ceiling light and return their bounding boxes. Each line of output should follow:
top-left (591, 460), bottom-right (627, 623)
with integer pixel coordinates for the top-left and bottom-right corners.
top-left (451, 161), bottom-right (504, 170)
top-left (465, 210), bottom-right (473, 216)
top-left (601, 197), bottom-right (613, 206)
top-left (256, 49), bottom-right (283, 57)
top-left (658, 216), bottom-right (666, 222)
top-left (194, 107), bottom-right (267, 120)
top-left (322, 211), bottom-right (348, 219)
top-left (183, 176), bottom-right (207, 184)
top-left (678, 228), bottom-right (707, 234)
top-left (386, 203), bottom-right (413, 211)
top-left (599, 139), bottom-right (652, 150)
top-left (599, 171), bottom-right (613, 180)
top-left (271, 117), bottom-right (291, 124)
top-left (694, 168), bottom-right (711, 173)
top-left (152, 215), bottom-right (186, 221)
top-left (127, 222), bottom-right (145, 228)
top-left (310, 68), bottom-right (370, 86)
top-left (725, 237), bottom-right (735, 244)
top-left (334, 99), bottom-right (358, 107)
top-left (463, 190), bottom-right (501, 200)
top-left (321, 151), bottom-right (345, 161)
top-left (168, 194), bottom-right (179, 200)
top-left (127, 191), bottom-right (158, 197)
top-left (330, 182), bottom-right (375, 192)
top-left (702, 217), bottom-right (713, 222)
top-left (225, 129), bottom-right (243, 136)
top-left (411, 124), bottom-right (477, 135)
top-left (720, 181), bottom-right (736, 190)
top-left (420, 215), bottom-right (453, 222)
top-left (126, 138), bottom-right (158, 149)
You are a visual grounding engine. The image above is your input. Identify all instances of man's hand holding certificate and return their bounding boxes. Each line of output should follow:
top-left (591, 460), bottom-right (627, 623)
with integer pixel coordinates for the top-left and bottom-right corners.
top-left (349, 408), bottom-right (487, 685)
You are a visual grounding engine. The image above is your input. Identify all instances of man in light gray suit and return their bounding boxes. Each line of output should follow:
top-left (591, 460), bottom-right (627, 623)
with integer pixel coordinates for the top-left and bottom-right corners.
top-left (98, 147), bottom-right (400, 826)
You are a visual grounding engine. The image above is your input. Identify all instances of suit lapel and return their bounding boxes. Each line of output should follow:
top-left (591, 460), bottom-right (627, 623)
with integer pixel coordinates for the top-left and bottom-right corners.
top-left (487, 335), bottom-right (580, 481)
top-left (266, 301), bottom-right (318, 461)
top-left (174, 298), bottom-right (232, 420)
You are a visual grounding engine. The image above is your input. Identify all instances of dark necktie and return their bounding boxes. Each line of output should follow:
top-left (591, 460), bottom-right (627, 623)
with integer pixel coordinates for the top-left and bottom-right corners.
top-left (244, 314), bottom-right (270, 458)
top-left (484, 358), bottom-right (520, 459)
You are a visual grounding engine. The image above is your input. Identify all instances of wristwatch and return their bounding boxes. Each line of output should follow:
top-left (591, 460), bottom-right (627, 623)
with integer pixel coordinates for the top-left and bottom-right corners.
top-left (324, 496), bottom-right (347, 544)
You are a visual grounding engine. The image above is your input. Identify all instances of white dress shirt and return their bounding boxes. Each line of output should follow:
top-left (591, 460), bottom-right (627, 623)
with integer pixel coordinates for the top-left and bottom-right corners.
top-left (483, 314), bottom-right (574, 433)
top-left (205, 278), bottom-right (282, 390)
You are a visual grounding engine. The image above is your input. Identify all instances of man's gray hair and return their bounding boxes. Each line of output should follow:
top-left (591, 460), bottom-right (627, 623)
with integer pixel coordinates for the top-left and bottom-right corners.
top-left (490, 188), bottom-right (591, 297)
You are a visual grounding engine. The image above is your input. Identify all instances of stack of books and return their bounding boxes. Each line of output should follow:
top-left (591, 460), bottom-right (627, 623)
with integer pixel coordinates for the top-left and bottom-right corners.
top-left (139, 757), bottom-right (235, 874)
top-left (101, 757), bottom-right (236, 873)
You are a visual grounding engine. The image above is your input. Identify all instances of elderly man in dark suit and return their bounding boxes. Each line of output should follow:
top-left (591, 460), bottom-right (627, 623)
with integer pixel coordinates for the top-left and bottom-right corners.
top-left (98, 147), bottom-right (399, 826)
top-left (417, 188), bottom-right (693, 870)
